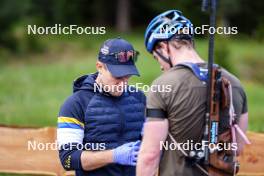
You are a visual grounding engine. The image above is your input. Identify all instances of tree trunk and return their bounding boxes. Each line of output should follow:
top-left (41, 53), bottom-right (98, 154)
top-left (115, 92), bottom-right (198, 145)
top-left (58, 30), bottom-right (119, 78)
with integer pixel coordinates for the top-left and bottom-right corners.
top-left (116, 0), bottom-right (131, 33)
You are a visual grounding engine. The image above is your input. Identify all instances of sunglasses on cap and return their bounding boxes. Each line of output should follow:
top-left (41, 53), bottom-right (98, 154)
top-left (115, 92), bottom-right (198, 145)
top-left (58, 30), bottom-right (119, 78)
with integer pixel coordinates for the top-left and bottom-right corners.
top-left (108, 50), bottom-right (139, 63)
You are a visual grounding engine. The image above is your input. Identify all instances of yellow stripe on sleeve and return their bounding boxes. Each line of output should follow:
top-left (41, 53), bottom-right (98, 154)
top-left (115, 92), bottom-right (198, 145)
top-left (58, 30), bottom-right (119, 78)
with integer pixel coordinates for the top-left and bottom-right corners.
top-left (58, 116), bottom-right (84, 128)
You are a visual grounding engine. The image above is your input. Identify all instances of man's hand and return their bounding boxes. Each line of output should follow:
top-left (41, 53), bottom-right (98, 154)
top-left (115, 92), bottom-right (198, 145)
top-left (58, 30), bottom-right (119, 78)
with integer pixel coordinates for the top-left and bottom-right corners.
top-left (113, 140), bottom-right (141, 166)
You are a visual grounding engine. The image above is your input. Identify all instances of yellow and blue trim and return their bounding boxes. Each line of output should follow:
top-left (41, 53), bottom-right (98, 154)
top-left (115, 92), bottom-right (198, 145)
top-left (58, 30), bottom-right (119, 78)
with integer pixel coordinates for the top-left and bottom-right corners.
top-left (58, 116), bottom-right (84, 129)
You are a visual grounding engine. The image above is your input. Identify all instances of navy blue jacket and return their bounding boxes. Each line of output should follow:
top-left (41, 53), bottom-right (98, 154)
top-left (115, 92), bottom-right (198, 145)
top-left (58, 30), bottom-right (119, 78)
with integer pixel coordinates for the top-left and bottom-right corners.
top-left (57, 73), bottom-right (145, 176)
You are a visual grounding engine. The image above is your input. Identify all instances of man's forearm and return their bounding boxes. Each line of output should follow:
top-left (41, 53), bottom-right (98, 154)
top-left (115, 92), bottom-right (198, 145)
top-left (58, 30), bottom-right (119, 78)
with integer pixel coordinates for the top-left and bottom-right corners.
top-left (137, 150), bottom-right (160, 176)
top-left (137, 120), bottom-right (168, 176)
top-left (81, 149), bottom-right (114, 171)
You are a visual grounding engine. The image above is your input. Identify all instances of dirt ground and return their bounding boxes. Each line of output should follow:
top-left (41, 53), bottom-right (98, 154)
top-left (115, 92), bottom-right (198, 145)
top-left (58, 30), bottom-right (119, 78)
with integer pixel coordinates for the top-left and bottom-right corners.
top-left (0, 126), bottom-right (263, 176)
top-left (238, 131), bottom-right (264, 175)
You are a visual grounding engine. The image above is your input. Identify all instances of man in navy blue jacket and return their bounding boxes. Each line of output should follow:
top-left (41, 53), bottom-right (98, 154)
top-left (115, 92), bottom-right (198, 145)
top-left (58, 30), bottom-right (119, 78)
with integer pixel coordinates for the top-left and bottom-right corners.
top-left (57, 38), bottom-right (146, 176)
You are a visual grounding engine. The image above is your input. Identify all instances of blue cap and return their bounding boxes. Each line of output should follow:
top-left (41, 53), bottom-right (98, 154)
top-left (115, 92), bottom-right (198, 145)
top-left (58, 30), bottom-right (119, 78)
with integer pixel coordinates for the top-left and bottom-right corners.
top-left (98, 38), bottom-right (140, 77)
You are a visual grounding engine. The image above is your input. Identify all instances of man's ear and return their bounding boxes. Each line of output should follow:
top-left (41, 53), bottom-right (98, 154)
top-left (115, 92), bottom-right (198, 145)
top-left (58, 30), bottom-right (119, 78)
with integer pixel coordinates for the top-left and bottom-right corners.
top-left (96, 61), bottom-right (104, 73)
top-left (159, 41), bottom-right (167, 49)
top-left (156, 41), bottom-right (169, 55)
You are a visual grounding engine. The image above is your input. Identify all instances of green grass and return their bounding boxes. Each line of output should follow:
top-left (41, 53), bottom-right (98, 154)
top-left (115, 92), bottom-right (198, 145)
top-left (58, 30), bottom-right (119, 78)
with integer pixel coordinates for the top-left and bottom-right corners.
top-left (0, 32), bottom-right (263, 132)
top-left (243, 82), bottom-right (264, 132)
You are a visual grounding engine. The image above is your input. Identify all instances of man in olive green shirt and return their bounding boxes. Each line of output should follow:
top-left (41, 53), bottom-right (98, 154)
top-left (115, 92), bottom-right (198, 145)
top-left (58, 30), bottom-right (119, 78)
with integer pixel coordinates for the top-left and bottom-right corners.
top-left (137, 10), bottom-right (248, 176)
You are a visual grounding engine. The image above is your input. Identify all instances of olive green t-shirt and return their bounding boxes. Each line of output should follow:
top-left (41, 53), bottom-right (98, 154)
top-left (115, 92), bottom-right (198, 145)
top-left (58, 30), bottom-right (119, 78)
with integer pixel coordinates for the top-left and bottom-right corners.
top-left (147, 64), bottom-right (247, 176)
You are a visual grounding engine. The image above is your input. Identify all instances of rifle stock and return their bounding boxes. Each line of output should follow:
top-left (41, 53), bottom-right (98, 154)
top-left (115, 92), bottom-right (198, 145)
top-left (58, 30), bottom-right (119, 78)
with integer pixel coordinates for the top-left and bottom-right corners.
top-left (205, 67), bottom-right (239, 175)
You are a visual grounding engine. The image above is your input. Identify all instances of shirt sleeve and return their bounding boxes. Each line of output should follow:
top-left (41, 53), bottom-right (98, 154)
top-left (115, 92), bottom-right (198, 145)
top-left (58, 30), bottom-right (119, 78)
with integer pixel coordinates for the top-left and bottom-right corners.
top-left (146, 80), bottom-right (167, 119)
top-left (57, 95), bottom-right (84, 171)
top-left (240, 88), bottom-right (248, 114)
top-left (232, 85), bottom-right (248, 123)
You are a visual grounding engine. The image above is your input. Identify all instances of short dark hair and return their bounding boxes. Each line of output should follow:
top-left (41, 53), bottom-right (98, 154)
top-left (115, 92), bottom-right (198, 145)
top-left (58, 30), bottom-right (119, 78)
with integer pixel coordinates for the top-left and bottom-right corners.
top-left (169, 36), bottom-right (195, 49)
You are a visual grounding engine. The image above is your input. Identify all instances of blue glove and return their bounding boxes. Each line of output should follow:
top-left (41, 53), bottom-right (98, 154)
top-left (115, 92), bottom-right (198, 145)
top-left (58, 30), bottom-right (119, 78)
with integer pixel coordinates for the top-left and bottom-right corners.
top-left (113, 140), bottom-right (141, 166)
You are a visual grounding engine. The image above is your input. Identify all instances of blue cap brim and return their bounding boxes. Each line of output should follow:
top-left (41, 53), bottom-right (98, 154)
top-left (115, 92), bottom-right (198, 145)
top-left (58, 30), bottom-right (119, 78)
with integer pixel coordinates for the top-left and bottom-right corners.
top-left (106, 64), bottom-right (140, 77)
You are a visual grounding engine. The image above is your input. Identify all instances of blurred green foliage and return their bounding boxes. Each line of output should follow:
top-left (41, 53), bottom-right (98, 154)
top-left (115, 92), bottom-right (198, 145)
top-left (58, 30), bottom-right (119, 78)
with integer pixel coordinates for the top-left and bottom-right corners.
top-left (0, 0), bottom-right (264, 54)
top-left (241, 55), bottom-right (264, 85)
top-left (254, 23), bottom-right (264, 42)
top-left (214, 36), bottom-right (237, 76)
